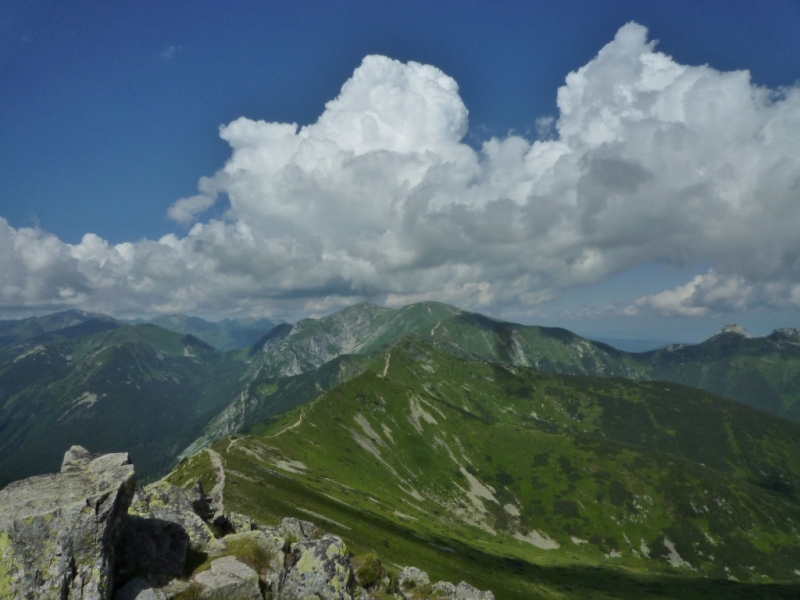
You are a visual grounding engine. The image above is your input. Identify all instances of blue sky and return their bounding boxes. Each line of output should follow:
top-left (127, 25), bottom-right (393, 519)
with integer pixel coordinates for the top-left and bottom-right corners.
top-left (2, 1), bottom-right (800, 341)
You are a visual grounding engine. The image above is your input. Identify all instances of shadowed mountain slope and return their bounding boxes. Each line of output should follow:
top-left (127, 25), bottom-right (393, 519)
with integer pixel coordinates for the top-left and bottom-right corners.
top-left (0, 323), bottom-right (246, 486)
top-left (149, 313), bottom-right (278, 350)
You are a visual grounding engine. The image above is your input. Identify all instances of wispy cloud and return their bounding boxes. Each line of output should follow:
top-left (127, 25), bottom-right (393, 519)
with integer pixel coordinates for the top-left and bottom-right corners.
top-left (161, 45), bottom-right (181, 59)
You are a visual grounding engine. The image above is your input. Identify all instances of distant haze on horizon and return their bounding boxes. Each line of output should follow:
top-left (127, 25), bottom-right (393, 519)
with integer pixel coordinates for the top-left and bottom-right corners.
top-left (2, 1), bottom-right (800, 341)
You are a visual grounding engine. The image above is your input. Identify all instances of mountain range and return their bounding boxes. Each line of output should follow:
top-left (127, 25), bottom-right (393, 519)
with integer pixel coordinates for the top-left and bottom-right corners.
top-left (2, 303), bottom-right (799, 486)
top-left (2, 302), bottom-right (800, 597)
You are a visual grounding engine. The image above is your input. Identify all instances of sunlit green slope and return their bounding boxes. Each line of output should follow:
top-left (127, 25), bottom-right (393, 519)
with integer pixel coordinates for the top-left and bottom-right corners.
top-left (168, 338), bottom-right (800, 599)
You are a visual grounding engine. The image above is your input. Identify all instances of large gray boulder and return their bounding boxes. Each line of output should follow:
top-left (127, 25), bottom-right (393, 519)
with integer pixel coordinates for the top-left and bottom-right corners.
top-left (0, 446), bottom-right (136, 600)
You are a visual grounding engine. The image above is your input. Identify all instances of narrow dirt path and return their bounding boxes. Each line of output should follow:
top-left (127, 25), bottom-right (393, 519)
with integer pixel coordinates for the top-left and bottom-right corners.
top-left (268, 405), bottom-right (307, 438)
top-left (206, 447), bottom-right (226, 517)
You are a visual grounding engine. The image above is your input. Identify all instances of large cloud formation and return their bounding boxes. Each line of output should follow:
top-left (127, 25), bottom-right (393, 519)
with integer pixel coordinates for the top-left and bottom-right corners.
top-left (2, 23), bottom-right (800, 319)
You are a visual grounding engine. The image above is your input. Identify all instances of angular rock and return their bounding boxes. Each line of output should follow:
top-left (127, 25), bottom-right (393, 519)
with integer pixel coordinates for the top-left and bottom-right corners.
top-left (113, 576), bottom-right (189, 600)
top-left (187, 480), bottom-right (215, 521)
top-left (430, 580), bottom-right (495, 600)
top-left (275, 516), bottom-right (317, 542)
top-left (0, 445), bottom-right (135, 600)
top-left (193, 556), bottom-right (262, 600)
top-left (454, 581), bottom-right (495, 600)
top-left (278, 535), bottom-right (357, 600)
top-left (227, 511), bottom-right (256, 533)
top-left (130, 481), bottom-right (214, 550)
top-left (398, 566), bottom-right (430, 588)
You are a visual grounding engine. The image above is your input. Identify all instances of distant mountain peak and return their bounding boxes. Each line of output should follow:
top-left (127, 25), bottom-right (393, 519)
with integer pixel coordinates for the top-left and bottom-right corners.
top-left (770, 327), bottom-right (800, 342)
top-left (712, 324), bottom-right (750, 338)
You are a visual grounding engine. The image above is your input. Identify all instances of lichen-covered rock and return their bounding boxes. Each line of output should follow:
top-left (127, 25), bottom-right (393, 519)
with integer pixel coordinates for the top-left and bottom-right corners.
top-left (278, 535), bottom-right (357, 600)
top-left (113, 575), bottom-right (191, 600)
top-left (0, 446), bottom-right (135, 600)
top-left (193, 556), bottom-right (262, 600)
top-left (227, 511), bottom-right (256, 533)
top-left (206, 529), bottom-right (285, 593)
top-left (275, 516), bottom-right (317, 542)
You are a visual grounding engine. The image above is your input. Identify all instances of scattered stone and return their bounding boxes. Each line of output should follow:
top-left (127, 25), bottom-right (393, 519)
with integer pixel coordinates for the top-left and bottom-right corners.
top-left (0, 445), bottom-right (135, 600)
top-left (193, 556), bottom-right (262, 600)
top-left (427, 579), bottom-right (495, 600)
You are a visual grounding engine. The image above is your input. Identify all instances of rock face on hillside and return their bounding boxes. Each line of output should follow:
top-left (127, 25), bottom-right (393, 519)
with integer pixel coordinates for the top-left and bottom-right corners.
top-left (0, 446), bottom-right (136, 599)
top-left (0, 447), bottom-right (495, 600)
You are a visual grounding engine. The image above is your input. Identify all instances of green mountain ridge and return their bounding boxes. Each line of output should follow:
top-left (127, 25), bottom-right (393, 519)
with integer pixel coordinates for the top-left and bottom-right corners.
top-left (2, 302), bottom-right (799, 491)
top-left (167, 338), bottom-right (800, 598)
top-left (0, 309), bottom-right (114, 348)
top-left (184, 304), bottom-right (799, 458)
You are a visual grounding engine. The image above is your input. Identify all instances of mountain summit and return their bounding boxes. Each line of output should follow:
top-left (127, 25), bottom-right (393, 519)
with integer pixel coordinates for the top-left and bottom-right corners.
top-left (712, 323), bottom-right (750, 338)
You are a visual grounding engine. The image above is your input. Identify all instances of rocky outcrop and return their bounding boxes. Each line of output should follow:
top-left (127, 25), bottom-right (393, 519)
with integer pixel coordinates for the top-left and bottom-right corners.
top-left (0, 446), bottom-right (135, 600)
top-left (0, 447), bottom-right (495, 600)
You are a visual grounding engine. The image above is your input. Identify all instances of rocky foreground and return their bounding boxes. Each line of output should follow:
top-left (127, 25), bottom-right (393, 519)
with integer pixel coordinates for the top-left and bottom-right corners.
top-left (0, 446), bottom-right (494, 600)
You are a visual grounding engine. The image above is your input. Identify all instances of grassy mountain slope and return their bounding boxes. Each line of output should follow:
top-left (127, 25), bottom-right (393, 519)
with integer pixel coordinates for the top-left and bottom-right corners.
top-left (641, 328), bottom-right (800, 421)
top-left (149, 313), bottom-right (277, 350)
top-left (0, 323), bottom-right (247, 485)
top-left (168, 339), bottom-right (800, 599)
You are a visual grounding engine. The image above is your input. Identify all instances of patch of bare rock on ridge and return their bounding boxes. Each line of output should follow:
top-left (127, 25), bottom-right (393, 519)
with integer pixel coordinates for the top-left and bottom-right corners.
top-left (0, 446), bottom-right (494, 600)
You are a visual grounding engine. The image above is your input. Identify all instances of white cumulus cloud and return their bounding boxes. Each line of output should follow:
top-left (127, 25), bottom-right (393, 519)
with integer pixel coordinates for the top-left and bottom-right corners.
top-left (2, 23), bottom-right (800, 320)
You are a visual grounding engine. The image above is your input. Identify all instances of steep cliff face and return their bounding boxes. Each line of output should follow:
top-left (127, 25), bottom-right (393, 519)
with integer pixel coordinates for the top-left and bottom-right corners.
top-left (0, 447), bottom-right (495, 600)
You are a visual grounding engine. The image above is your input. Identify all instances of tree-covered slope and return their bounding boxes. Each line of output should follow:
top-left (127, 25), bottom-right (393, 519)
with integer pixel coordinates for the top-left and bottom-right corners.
top-left (168, 339), bottom-right (800, 599)
top-left (0, 323), bottom-right (247, 485)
